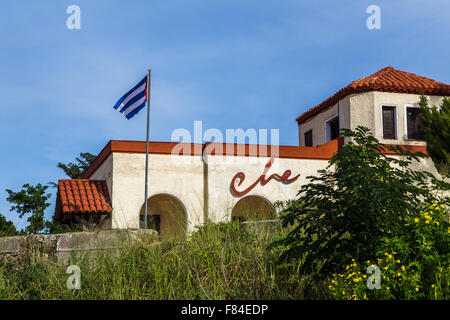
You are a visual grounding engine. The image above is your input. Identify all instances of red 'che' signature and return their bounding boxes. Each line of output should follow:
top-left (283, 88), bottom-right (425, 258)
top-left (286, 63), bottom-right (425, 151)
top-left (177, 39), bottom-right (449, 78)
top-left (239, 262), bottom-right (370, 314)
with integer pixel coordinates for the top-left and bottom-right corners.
top-left (230, 157), bottom-right (300, 196)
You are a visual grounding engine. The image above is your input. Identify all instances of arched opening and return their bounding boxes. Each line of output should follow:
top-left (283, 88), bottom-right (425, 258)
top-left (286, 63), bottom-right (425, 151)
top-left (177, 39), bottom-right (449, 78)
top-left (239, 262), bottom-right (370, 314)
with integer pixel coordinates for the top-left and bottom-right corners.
top-left (140, 194), bottom-right (187, 238)
top-left (231, 195), bottom-right (275, 222)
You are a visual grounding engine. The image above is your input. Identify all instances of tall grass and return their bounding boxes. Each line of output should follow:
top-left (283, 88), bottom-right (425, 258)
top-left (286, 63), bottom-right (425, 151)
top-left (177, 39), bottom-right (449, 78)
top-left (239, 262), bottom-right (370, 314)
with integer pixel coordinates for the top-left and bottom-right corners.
top-left (0, 221), bottom-right (327, 300)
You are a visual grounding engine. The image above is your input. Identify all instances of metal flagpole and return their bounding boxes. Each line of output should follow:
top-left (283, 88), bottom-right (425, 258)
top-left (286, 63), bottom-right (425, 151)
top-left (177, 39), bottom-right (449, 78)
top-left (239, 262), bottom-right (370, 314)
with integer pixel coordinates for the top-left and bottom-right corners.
top-left (144, 69), bottom-right (152, 229)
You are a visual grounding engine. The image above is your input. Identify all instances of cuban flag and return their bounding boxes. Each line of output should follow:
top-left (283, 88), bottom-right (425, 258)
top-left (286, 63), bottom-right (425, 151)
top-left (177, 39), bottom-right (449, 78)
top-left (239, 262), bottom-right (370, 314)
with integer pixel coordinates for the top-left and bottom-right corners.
top-left (113, 75), bottom-right (148, 119)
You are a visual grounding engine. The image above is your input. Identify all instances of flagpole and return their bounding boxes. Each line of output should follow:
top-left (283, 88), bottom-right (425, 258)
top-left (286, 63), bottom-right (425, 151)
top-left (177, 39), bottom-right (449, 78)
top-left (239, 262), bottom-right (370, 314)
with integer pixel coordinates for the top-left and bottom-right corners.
top-left (144, 69), bottom-right (152, 229)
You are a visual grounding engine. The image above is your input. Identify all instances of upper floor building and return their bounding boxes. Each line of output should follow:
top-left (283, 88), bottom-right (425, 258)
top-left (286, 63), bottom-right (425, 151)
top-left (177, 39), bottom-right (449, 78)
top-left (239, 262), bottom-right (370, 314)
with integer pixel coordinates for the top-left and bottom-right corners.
top-left (297, 66), bottom-right (450, 147)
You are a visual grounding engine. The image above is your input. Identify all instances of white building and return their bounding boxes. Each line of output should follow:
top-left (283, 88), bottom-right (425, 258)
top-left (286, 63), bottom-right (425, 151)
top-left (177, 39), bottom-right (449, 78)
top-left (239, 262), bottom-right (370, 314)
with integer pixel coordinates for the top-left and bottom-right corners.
top-left (54, 67), bottom-right (450, 236)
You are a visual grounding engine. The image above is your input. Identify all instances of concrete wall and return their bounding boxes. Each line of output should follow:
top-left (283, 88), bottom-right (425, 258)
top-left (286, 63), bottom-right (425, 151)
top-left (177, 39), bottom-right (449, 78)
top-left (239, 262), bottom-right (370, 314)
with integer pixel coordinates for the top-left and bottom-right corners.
top-left (0, 229), bottom-right (157, 264)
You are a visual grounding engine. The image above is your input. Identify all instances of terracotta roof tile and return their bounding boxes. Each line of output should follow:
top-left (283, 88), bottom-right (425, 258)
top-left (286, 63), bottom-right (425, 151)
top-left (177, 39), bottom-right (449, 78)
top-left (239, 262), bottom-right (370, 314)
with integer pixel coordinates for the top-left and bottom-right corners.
top-left (296, 66), bottom-right (450, 124)
top-left (58, 179), bottom-right (112, 215)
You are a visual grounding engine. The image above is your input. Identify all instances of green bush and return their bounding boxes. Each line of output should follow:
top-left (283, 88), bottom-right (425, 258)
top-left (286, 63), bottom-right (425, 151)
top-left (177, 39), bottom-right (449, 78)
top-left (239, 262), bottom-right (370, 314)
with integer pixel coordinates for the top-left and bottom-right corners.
top-left (270, 126), bottom-right (450, 291)
top-left (419, 95), bottom-right (450, 175)
top-left (329, 201), bottom-right (449, 300)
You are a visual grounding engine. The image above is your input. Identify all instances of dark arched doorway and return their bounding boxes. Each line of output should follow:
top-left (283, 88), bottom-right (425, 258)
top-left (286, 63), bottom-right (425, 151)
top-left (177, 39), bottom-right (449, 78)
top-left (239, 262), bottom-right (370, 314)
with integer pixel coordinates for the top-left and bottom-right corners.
top-left (140, 194), bottom-right (187, 238)
top-left (231, 195), bottom-right (275, 222)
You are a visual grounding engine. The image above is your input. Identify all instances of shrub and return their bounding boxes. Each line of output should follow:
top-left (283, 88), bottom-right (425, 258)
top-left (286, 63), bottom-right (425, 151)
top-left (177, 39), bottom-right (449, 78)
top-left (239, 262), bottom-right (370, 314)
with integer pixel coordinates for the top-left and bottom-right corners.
top-left (419, 95), bottom-right (450, 175)
top-left (270, 126), bottom-right (450, 280)
top-left (329, 201), bottom-right (449, 300)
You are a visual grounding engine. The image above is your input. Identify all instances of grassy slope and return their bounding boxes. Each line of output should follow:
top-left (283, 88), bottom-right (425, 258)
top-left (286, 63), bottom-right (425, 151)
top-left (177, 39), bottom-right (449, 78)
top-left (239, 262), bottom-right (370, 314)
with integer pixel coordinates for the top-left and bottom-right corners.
top-left (0, 221), bottom-right (328, 300)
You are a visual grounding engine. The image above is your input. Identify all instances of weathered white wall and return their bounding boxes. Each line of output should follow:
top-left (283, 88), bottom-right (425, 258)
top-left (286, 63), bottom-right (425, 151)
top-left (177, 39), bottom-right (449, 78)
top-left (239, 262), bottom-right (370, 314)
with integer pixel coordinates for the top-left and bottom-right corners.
top-left (298, 96), bottom-right (350, 147)
top-left (91, 151), bottom-right (329, 232)
top-left (90, 153), bottom-right (113, 194)
top-left (371, 92), bottom-right (444, 145)
top-left (111, 153), bottom-right (204, 231)
top-left (206, 155), bottom-right (329, 223)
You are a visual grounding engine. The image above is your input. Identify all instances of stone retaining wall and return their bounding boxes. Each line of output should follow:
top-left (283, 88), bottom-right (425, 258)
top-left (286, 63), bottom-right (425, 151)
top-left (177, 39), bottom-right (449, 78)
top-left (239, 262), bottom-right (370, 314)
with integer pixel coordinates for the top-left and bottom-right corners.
top-left (0, 229), bottom-right (157, 264)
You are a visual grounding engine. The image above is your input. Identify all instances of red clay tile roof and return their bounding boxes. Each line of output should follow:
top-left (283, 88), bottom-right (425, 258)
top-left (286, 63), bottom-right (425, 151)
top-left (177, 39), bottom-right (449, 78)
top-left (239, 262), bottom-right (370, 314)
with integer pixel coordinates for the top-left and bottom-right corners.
top-left (58, 179), bottom-right (112, 214)
top-left (296, 66), bottom-right (450, 124)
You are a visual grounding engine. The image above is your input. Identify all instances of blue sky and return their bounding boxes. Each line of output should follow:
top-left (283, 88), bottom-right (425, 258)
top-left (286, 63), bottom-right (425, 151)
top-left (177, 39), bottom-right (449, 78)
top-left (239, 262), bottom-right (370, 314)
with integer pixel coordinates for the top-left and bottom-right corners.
top-left (1, 0), bottom-right (449, 230)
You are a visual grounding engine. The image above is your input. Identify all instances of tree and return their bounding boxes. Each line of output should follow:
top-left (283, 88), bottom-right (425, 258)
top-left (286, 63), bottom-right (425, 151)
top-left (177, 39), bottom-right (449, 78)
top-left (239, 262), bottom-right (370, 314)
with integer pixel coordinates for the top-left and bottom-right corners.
top-left (57, 152), bottom-right (96, 179)
top-left (419, 95), bottom-right (450, 176)
top-left (270, 127), bottom-right (450, 278)
top-left (6, 184), bottom-right (52, 234)
top-left (0, 213), bottom-right (18, 237)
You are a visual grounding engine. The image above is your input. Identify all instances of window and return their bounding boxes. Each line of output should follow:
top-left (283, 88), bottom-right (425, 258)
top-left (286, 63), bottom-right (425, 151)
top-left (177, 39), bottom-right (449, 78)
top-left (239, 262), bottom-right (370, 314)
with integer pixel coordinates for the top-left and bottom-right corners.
top-left (304, 130), bottom-right (313, 147)
top-left (382, 106), bottom-right (396, 139)
top-left (329, 117), bottom-right (340, 140)
top-left (406, 107), bottom-right (424, 140)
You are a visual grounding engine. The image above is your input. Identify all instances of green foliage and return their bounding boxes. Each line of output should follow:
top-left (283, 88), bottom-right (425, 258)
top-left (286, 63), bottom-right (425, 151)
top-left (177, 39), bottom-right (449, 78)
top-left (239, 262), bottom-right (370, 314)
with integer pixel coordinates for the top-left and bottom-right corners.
top-left (57, 152), bottom-right (96, 179)
top-left (45, 221), bottom-right (83, 234)
top-left (419, 95), bottom-right (450, 175)
top-left (0, 213), bottom-right (18, 237)
top-left (6, 184), bottom-right (51, 234)
top-left (0, 221), bottom-right (320, 299)
top-left (270, 126), bottom-right (450, 279)
top-left (329, 201), bottom-right (449, 300)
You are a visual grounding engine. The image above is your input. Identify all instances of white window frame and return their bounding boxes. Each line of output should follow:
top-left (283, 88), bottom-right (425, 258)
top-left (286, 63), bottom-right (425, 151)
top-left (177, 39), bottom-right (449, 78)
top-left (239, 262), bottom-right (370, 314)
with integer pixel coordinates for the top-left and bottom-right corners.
top-left (380, 105), bottom-right (398, 140)
top-left (324, 114), bottom-right (339, 143)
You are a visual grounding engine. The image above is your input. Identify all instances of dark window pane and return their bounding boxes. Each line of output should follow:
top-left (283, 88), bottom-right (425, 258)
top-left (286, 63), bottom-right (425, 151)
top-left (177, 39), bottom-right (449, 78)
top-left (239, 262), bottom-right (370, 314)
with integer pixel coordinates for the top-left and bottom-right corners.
top-left (382, 106), bottom-right (395, 139)
top-left (329, 118), bottom-right (340, 140)
top-left (407, 108), bottom-right (424, 140)
top-left (304, 130), bottom-right (313, 147)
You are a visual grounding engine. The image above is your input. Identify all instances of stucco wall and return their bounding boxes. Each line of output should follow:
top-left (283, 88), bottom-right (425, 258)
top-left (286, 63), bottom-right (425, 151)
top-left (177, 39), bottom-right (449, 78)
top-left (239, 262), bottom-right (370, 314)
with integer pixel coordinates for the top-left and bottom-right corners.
top-left (206, 155), bottom-right (329, 223)
top-left (103, 152), bottom-right (330, 232)
top-left (298, 96), bottom-right (351, 147)
top-left (371, 92), bottom-right (445, 145)
top-left (111, 153), bottom-right (204, 231)
top-left (298, 103), bottom-right (339, 147)
top-left (89, 153), bottom-right (113, 200)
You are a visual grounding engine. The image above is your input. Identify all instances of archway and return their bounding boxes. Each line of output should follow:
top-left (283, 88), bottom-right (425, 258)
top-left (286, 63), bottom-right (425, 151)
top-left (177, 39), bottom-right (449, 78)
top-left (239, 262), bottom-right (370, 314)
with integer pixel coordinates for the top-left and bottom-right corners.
top-left (231, 195), bottom-right (275, 222)
top-left (140, 194), bottom-right (187, 238)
